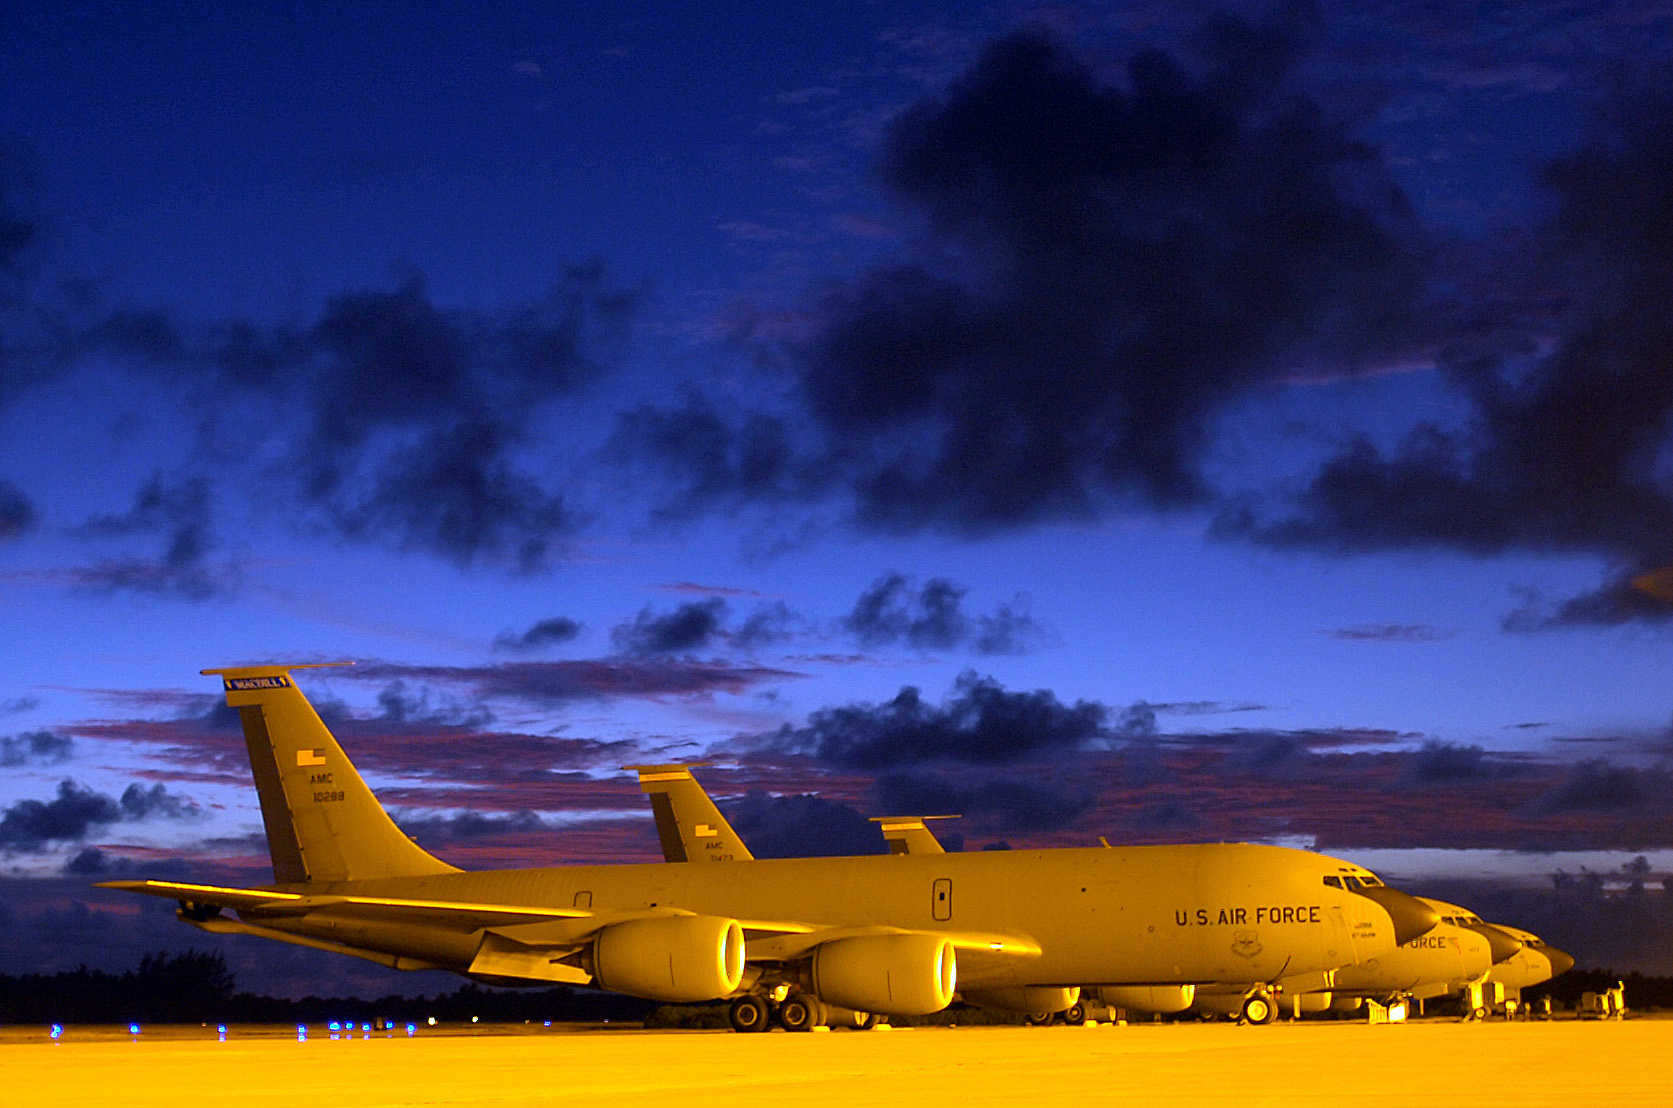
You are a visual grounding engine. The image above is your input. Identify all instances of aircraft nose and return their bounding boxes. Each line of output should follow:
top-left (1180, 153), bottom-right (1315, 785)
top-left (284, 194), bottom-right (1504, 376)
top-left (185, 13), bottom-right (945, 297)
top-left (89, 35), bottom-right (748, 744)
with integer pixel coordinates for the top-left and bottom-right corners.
top-left (1469, 923), bottom-right (1525, 964)
top-left (1539, 944), bottom-right (1576, 978)
top-left (1355, 886), bottom-right (1440, 945)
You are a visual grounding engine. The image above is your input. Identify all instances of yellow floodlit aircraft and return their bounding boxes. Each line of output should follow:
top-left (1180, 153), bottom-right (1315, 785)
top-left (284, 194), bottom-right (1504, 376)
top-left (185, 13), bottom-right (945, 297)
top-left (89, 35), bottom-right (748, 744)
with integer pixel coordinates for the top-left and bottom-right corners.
top-left (1420, 899), bottom-right (1574, 1014)
top-left (103, 666), bottom-right (1438, 1032)
top-left (631, 766), bottom-right (1442, 1026)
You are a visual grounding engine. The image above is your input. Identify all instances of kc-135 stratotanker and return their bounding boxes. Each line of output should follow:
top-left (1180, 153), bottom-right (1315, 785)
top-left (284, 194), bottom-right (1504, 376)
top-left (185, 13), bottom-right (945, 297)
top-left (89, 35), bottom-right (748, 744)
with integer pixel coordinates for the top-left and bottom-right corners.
top-left (103, 664), bottom-right (1438, 1030)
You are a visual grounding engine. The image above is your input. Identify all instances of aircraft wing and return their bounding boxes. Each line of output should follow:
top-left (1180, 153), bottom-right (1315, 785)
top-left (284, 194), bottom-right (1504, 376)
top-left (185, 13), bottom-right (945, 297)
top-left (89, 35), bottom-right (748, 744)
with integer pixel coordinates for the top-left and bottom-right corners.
top-left (96, 880), bottom-right (594, 930)
top-left (742, 921), bottom-right (1040, 962)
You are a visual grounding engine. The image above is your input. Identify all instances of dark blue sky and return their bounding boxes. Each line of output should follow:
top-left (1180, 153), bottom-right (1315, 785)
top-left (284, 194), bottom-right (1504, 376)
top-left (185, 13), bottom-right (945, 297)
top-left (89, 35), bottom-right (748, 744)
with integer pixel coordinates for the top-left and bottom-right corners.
top-left (5, 1), bottom-right (1673, 990)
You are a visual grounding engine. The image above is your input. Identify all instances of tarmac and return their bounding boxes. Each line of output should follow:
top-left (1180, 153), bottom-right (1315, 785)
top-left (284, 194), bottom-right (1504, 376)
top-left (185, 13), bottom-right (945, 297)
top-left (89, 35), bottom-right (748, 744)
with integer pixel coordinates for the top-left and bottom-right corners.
top-left (3, 1018), bottom-right (1667, 1107)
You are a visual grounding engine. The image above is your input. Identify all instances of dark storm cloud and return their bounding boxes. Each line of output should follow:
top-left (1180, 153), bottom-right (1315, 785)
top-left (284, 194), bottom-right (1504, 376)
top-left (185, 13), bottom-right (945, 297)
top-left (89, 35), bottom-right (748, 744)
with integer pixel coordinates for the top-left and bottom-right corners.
top-left (623, 14), bottom-right (1425, 535)
top-left (494, 616), bottom-right (584, 652)
top-left (74, 473), bottom-right (225, 599)
top-left (1531, 760), bottom-right (1673, 815)
top-left (723, 792), bottom-right (885, 858)
top-left (1226, 71), bottom-right (1673, 622)
top-left (0, 141), bottom-right (38, 272)
top-left (0, 779), bottom-right (203, 853)
top-left (607, 390), bottom-right (823, 523)
top-left (371, 680), bottom-right (494, 731)
top-left (350, 658), bottom-right (800, 705)
top-left (844, 572), bottom-right (1045, 654)
top-left (202, 263), bottom-right (635, 569)
top-left (611, 599), bottom-right (728, 656)
top-left (392, 809), bottom-right (549, 843)
top-left (0, 780), bottom-right (119, 851)
top-left (1399, 739), bottom-right (1507, 785)
top-left (0, 730), bottom-right (72, 766)
top-left (873, 771), bottom-right (1096, 833)
top-left (768, 671), bottom-right (1108, 769)
top-left (0, 480), bottom-right (37, 539)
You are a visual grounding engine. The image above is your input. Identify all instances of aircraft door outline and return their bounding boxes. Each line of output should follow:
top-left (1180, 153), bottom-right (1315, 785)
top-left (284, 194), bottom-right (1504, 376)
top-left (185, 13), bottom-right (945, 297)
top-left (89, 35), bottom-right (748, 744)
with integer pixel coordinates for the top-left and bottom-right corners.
top-left (932, 877), bottom-right (952, 921)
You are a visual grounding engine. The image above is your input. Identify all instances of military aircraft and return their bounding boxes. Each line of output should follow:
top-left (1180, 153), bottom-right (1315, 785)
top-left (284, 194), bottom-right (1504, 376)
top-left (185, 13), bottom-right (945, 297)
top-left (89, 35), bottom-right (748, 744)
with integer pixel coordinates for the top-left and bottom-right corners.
top-left (632, 766), bottom-right (1454, 1026)
top-left (1418, 899), bottom-right (1573, 1016)
top-left (102, 665), bottom-right (1439, 1032)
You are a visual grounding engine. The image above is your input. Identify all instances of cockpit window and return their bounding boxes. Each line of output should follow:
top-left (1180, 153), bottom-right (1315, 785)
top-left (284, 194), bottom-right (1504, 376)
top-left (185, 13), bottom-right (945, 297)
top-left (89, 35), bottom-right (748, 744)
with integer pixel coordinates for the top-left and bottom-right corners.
top-left (1323, 876), bottom-right (1342, 888)
top-left (1359, 875), bottom-right (1384, 886)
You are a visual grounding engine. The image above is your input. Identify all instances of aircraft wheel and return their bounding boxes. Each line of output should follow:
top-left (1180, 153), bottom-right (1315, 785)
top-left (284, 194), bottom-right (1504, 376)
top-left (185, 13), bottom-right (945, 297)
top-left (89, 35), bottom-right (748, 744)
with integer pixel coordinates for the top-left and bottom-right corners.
top-left (779, 993), bottom-right (825, 1033)
top-left (1241, 993), bottom-right (1276, 1025)
top-left (1062, 1003), bottom-right (1088, 1026)
top-left (855, 1012), bottom-right (880, 1031)
top-left (1470, 1005), bottom-right (1488, 1022)
top-left (728, 994), bottom-right (773, 1033)
top-left (1024, 1013), bottom-right (1055, 1027)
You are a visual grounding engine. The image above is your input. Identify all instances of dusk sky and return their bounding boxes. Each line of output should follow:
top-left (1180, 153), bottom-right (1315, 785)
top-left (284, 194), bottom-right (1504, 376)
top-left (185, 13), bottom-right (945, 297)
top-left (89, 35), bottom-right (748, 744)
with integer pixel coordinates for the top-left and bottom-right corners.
top-left (6, 1), bottom-right (1673, 995)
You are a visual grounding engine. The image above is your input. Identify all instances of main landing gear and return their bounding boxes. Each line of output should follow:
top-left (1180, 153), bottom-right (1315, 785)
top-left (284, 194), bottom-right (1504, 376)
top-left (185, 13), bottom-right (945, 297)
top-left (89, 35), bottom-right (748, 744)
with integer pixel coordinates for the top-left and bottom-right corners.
top-left (728, 994), bottom-right (773, 1033)
top-left (727, 992), bottom-right (879, 1032)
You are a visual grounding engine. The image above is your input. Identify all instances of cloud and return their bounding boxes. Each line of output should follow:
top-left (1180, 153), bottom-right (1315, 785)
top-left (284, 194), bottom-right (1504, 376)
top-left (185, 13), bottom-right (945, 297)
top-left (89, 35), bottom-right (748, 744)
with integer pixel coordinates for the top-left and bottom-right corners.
top-left (619, 16), bottom-right (1425, 536)
top-left (1324, 623), bottom-right (1453, 643)
top-left (844, 572), bottom-right (1045, 654)
top-left (766, 670), bottom-right (1109, 769)
top-left (0, 778), bottom-right (204, 853)
top-left (393, 809), bottom-right (550, 844)
top-left (0, 141), bottom-right (38, 272)
top-left (0, 780), bottom-right (121, 851)
top-left (1224, 70), bottom-right (1673, 620)
top-left (72, 474), bottom-right (227, 599)
top-left (349, 658), bottom-right (801, 706)
top-left (723, 792), bottom-right (885, 858)
top-left (1531, 759), bottom-right (1673, 814)
top-left (0, 730), bottom-right (72, 766)
top-left (1399, 739), bottom-right (1508, 785)
top-left (494, 616), bottom-right (584, 652)
top-left (611, 599), bottom-right (728, 655)
top-left (200, 263), bottom-right (637, 569)
top-left (873, 770), bottom-right (1095, 832)
top-left (0, 480), bottom-right (36, 539)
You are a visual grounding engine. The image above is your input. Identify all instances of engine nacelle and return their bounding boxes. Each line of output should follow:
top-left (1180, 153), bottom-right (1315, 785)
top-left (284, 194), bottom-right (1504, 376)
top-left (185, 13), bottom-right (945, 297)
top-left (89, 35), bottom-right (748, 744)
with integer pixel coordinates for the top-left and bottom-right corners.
top-left (592, 914), bottom-right (745, 1002)
top-left (1093, 985), bottom-right (1196, 1014)
top-left (811, 932), bottom-right (955, 1016)
top-left (962, 986), bottom-right (1080, 1015)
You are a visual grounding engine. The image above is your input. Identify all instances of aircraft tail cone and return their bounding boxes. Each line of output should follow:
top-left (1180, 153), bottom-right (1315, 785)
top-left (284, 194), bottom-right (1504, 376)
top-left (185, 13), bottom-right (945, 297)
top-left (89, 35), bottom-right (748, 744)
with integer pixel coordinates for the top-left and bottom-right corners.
top-left (1356, 886), bottom-right (1440, 945)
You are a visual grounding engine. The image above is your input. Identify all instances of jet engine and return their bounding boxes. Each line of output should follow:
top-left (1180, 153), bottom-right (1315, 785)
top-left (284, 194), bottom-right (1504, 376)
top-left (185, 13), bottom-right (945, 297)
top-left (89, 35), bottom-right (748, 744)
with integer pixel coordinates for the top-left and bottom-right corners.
top-left (962, 986), bottom-right (1080, 1014)
top-left (591, 914), bottom-right (745, 1002)
top-left (811, 932), bottom-right (956, 1016)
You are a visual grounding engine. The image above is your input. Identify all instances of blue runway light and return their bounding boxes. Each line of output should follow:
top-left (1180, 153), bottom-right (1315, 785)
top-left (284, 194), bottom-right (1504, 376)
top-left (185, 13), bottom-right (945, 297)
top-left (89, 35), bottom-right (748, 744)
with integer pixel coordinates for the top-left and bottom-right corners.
top-left (50, 1024), bottom-right (62, 1040)
top-left (406, 1023), bottom-right (416, 1036)
top-left (129, 1023), bottom-right (140, 1035)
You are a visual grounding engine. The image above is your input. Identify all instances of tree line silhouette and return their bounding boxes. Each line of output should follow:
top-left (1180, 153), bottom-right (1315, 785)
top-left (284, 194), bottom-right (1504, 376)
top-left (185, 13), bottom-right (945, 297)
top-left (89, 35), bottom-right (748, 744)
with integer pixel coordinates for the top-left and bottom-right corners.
top-left (0, 951), bottom-right (654, 1025)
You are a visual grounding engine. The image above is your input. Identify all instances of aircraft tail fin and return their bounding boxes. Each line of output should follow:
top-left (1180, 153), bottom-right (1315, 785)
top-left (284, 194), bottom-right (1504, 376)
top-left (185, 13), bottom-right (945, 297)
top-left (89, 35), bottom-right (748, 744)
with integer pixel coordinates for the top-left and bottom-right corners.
top-left (629, 764), bottom-right (753, 863)
top-left (870, 815), bottom-right (956, 855)
top-left (204, 664), bottom-right (460, 885)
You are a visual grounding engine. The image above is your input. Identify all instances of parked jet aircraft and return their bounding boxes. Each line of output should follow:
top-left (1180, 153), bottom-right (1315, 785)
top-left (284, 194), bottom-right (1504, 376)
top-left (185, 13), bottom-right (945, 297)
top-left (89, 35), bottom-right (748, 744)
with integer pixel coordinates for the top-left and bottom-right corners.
top-left (1421, 899), bottom-right (1574, 1007)
top-left (632, 766), bottom-right (1453, 1026)
top-left (103, 666), bottom-right (1438, 1031)
top-left (1188, 913), bottom-right (1493, 1020)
